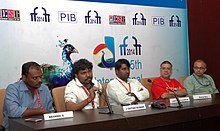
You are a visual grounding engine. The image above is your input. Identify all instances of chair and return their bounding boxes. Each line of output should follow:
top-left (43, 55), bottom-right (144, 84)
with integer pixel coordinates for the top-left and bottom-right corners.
top-left (179, 76), bottom-right (188, 85)
top-left (140, 77), bottom-right (156, 101)
top-left (0, 88), bottom-right (6, 127)
top-left (52, 86), bottom-right (66, 112)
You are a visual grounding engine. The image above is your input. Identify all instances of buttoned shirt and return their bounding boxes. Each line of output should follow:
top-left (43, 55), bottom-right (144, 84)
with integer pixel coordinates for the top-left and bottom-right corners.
top-left (3, 80), bottom-right (54, 130)
top-left (64, 78), bottom-right (102, 109)
top-left (106, 77), bottom-right (149, 106)
top-left (151, 77), bottom-right (186, 100)
top-left (183, 73), bottom-right (219, 96)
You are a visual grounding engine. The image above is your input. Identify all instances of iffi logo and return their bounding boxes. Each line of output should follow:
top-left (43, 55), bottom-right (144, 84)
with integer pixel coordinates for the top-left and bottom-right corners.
top-left (85, 10), bottom-right (101, 24)
top-left (93, 36), bottom-right (115, 69)
top-left (169, 15), bottom-right (181, 27)
top-left (132, 13), bottom-right (146, 26)
top-left (119, 36), bottom-right (142, 56)
top-left (30, 7), bottom-right (50, 22)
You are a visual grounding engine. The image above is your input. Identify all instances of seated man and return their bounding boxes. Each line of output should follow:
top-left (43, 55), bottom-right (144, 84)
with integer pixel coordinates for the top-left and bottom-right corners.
top-left (151, 61), bottom-right (187, 100)
top-left (3, 61), bottom-right (54, 131)
top-left (183, 59), bottom-right (219, 96)
top-left (64, 58), bottom-right (105, 111)
top-left (106, 58), bottom-right (149, 106)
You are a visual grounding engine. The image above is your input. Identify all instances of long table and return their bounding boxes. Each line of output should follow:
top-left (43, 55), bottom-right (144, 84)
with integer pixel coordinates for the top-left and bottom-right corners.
top-left (9, 93), bottom-right (220, 131)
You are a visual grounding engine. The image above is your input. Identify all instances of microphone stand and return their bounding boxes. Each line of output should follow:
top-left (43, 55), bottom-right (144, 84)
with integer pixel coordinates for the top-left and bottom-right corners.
top-left (98, 91), bottom-right (114, 114)
top-left (90, 82), bottom-right (113, 114)
top-left (168, 88), bottom-right (183, 108)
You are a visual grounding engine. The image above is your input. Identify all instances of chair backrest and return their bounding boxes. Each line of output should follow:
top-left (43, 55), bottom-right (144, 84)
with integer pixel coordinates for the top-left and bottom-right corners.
top-left (179, 76), bottom-right (188, 85)
top-left (140, 77), bottom-right (156, 101)
top-left (0, 88), bottom-right (6, 125)
top-left (52, 86), bottom-right (66, 112)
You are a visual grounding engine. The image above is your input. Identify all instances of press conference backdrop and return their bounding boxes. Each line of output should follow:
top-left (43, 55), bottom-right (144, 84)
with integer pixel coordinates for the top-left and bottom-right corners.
top-left (0, 0), bottom-right (189, 88)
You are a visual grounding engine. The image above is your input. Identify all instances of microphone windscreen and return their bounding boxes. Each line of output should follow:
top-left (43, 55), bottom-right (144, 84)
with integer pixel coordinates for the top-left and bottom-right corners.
top-left (90, 82), bottom-right (94, 89)
top-left (147, 79), bottom-right (152, 83)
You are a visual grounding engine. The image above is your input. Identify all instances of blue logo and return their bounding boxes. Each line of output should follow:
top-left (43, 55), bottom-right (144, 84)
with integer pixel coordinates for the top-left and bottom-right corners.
top-left (132, 13), bottom-right (146, 26)
top-left (85, 10), bottom-right (101, 24)
top-left (58, 11), bottom-right (77, 23)
top-left (169, 15), bottom-right (181, 27)
top-left (30, 7), bottom-right (50, 22)
top-left (119, 36), bottom-right (142, 56)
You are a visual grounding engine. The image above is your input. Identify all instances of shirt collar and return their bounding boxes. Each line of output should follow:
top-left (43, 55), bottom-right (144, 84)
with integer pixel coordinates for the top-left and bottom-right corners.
top-left (74, 78), bottom-right (96, 87)
top-left (116, 77), bottom-right (130, 84)
top-left (19, 80), bottom-right (43, 91)
top-left (193, 73), bottom-right (205, 79)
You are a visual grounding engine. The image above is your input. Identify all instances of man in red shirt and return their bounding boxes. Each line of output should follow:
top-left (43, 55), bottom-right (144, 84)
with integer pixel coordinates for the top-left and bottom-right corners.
top-left (151, 61), bottom-right (187, 100)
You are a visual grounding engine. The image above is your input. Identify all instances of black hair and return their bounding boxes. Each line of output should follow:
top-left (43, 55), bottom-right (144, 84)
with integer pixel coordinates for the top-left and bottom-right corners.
top-left (160, 60), bottom-right (173, 68)
top-left (115, 58), bottom-right (130, 70)
top-left (22, 61), bottom-right (41, 76)
top-left (72, 58), bottom-right (93, 78)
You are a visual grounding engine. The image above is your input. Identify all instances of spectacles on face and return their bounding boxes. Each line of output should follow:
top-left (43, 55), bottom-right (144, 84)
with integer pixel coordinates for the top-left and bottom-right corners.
top-left (194, 67), bottom-right (206, 70)
top-left (160, 67), bottom-right (172, 71)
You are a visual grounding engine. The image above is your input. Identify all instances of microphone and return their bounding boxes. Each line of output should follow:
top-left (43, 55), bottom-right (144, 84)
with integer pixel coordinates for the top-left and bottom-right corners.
top-left (90, 82), bottom-right (102, 95)
top-left (90, 82), bottom-right (113, 114)
top-left (147, 79), bottom-right (183, 108)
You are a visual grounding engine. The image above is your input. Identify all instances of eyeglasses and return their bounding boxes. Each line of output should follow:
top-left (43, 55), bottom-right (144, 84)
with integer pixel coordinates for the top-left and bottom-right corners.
top-left (160, 67), bottom-right (172, 70)
top-left (194, 67), bottom-right (206, 70)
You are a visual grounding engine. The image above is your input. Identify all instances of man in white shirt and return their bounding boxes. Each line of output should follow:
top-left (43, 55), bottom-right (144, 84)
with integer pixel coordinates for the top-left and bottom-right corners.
top-left (64, 59), bottom-right (105, 111)
top-left (106, 59), bottom-right (149, 106)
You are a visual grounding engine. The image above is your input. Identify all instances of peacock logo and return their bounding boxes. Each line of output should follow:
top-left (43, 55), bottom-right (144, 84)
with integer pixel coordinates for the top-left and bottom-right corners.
top-left (93, 36), bottom-right (115, 69)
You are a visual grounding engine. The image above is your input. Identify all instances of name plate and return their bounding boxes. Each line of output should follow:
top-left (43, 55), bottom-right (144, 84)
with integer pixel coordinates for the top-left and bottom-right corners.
top-left (193, 94), bottom-right (212, 100)
top-left (44, 111), bottom-right (74, 121)
top-left (123, 104), bottom-right (146, 112)
top-left (170, 97), bottom-right (190, 103)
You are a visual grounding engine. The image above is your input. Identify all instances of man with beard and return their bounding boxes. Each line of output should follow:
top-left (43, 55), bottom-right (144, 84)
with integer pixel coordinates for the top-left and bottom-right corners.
top-left (106, 59), bottom-right (149, 106)
top-left (2, 61), bottom-right (54, 131)
top-left (151, 61), bottom-right (187, 100)
top-left (64, 58), bottom-right (104, 111)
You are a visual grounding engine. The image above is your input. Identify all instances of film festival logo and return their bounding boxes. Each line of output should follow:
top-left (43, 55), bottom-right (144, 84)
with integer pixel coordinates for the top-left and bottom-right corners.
top-left (109, 15), bottom-right (126, 25)
top-left (169, 15), bottom-right (181, 27)
top-left (119, 36), bottom-right (142, 56)
top-left (85, 10), bottom-right (101, 24)
top-left (0, 9), bottom-right (20, 21)
top-left (30, 7), bottom-right (50, 22)
top-left (93, 36), bottom-right (115, 69)
top-left (132, 13), bottom-right (146, 26)
top-left (93, 36), bottom-right (142, 69)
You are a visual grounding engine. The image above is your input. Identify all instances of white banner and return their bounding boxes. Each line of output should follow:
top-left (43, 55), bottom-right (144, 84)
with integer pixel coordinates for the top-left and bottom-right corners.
top-left (0, 0), bottom-right (189, 88)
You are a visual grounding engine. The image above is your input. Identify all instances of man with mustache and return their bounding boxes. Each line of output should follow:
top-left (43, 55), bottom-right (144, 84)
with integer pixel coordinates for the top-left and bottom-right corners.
top-left (151, 61), bottom-right (187, 100)
top-left (183, 59), bottom-right (219, 96)
top-left (64, 58), bottom-right (104, 111)
top-left (2, 61), bottom-right (54, 131)
top-left (106, 59), bottom-right (149, 106)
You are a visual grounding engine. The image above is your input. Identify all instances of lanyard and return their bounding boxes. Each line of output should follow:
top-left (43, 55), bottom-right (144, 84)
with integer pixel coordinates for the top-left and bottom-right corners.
top-left (82, 86), bottom-right (95, 109)
top-left (164, 81), bottom-right (174, 91)
top-left (116, 78), bottom-right (131, 92)
top-left (35, 89), bottom-right (42, 109)
top-left (193, 74), bottom-right (211, 86)
top-left (161, 77), bottom-right (174, 91)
